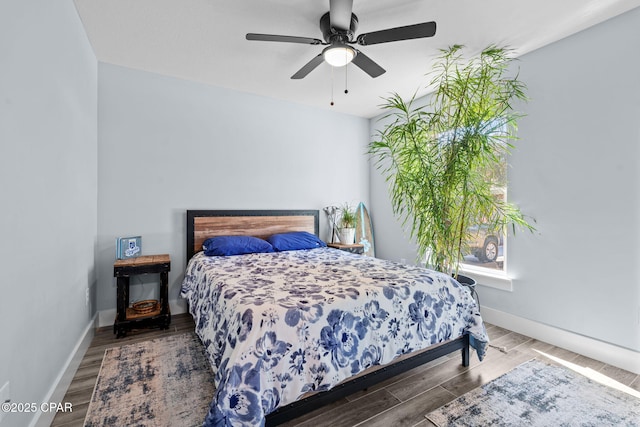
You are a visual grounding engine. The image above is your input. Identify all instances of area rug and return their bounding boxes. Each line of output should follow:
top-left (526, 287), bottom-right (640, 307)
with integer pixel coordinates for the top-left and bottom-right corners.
top-left (426, 359), bottom-right (640, 426)
top-left (84, 333), bottom-right (215, 427)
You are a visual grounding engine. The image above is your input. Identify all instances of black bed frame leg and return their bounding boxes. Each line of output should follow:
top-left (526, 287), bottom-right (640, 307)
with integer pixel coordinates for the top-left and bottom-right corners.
top-left (461, 338), bottom-right (470, 367)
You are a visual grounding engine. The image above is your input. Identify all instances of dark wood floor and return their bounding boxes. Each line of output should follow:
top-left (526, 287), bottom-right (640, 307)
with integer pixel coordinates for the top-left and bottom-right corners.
top-left (51, 313), bottom-right (639, 427)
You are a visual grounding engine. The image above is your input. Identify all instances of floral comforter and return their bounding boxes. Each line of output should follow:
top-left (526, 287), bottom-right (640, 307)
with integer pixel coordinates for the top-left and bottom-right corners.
top-left (181, 248), bottom-right (488, 427)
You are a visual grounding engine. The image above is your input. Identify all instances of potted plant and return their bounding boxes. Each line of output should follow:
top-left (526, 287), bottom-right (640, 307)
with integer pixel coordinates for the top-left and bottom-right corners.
top-left (369, 45), bottom-right (534, 279)
top-left (338, 204), bottom-right (357, 244)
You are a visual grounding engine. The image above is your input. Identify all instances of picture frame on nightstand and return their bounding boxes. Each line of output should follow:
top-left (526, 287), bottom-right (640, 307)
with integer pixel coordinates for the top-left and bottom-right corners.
top-left (116, 236), bottom-right (142, 259)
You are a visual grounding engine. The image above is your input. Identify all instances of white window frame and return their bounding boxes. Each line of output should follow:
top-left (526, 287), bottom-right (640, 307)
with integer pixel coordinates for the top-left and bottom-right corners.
top-left (458, 149), bottom-right (513, 292)
top-left (459, 259), bottom-right (513, 292)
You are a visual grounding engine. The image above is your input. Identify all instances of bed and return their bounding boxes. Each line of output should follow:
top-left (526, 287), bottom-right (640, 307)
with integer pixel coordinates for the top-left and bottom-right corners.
top-left (181, 209), bottom-right (488, 426)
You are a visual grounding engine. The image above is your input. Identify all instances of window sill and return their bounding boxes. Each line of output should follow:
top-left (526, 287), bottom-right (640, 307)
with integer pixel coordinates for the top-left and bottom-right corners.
top-left (458, 264), bottom-right (513, 291)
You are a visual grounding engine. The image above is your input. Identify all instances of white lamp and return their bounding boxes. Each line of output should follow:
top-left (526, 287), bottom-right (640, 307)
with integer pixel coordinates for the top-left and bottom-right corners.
top-left (323, 45), bottom-right (356, 67)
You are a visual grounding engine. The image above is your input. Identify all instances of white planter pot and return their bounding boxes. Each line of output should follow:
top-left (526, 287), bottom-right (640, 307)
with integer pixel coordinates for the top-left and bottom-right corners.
top-left (339, 228), bottom-right (355, 244)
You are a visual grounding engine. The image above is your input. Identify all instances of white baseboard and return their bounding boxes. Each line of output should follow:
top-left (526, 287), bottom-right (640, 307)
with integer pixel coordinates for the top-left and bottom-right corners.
top-left (30, 313), bottom-right (97, 427)
top-left (97, 299), bottom-right (188, 328)
top-left (481, 306), bottom-right (640, 375)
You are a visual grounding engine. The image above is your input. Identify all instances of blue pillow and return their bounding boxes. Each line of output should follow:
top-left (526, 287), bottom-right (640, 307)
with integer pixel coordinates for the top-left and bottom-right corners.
top-left (267, 231), bottom-right (326, 252)
top-left (202, 235), bottom-right (273, 256)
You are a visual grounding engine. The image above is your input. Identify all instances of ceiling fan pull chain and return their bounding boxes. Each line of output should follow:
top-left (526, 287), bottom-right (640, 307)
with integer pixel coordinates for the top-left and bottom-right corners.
top-left (344, 63), bottom-right (349, 94)
top-left (330, 66), bottom-right (335, 106)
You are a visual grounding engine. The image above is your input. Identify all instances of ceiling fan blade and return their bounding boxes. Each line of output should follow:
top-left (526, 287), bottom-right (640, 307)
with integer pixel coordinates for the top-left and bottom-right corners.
top-left (246, 33), bottom-right (323, 45)
top-left (356, 21), bottom-right (436, 46)
top-left (291, 54), bottom-right (325, 79)
top-left (352, 50), bottom-right (385, 78)
top-left (329, 0), bottom-right (353, 31)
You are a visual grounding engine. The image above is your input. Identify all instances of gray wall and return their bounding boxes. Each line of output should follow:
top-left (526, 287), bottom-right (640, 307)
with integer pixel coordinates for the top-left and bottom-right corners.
top-left (0, 1), bottom-right (97, 426)
top-left (97, 63), bottom-right (370, 313)
top-left (370, 7), bottom-right (640, 352)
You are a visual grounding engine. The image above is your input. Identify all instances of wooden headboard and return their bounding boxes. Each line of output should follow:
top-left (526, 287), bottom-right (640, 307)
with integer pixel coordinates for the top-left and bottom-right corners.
top-left (186, 210), bottom-right (319, 263)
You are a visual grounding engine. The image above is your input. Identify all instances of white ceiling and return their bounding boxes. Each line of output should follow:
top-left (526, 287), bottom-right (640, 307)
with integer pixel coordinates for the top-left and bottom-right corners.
top-left (74, 0), bottom-right (640, 118)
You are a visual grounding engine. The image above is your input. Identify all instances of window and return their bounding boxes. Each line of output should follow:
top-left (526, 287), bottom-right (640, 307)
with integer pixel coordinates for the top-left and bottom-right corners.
top-left (459, 122), bottom-right (509, 274)
top-left (461, 187), bottom-right (507, 273)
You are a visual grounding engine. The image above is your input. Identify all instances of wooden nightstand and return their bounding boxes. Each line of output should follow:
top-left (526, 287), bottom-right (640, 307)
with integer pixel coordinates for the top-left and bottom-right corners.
top-left (327, 242), bottom-right (365, 255)
top-left (113, 254), bottom-right (171, 337)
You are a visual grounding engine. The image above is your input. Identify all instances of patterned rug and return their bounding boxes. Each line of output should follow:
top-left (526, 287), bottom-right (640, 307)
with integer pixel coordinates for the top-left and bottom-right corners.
top-left (84, 333), bottom-right (215, 427)
top-left (426, 359), bottom-right (640, 426)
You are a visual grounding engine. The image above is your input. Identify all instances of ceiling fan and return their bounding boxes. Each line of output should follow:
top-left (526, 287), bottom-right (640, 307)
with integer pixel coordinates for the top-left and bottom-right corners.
top-left (246, 0), bottom-right (436, 79)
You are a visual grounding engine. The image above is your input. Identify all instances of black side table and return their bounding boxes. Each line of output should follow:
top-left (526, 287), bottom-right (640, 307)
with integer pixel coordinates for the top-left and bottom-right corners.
top-left (327, 242), bottom-right (365, 255)
top-left (113, 254), bottom-right (171, 337)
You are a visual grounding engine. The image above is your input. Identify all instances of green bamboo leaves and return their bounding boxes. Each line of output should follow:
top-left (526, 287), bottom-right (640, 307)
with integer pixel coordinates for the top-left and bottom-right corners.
top-left (370, 45), bottom-right (534, 274)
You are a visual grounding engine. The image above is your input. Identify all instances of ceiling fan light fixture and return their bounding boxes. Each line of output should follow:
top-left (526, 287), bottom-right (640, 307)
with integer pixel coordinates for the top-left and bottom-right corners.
top-left (323, 45), bottom-right (356, 67)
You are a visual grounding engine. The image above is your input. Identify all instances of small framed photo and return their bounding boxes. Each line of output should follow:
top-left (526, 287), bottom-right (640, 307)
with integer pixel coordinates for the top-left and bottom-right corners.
top-left (116, 236), bottom-right (142, 259)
